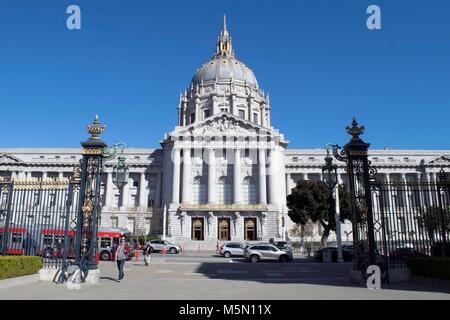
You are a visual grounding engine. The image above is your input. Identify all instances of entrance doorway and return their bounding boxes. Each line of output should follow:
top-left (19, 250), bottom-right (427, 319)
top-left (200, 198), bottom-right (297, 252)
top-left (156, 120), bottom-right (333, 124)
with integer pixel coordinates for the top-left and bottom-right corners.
top-left (244, 218), bottom-right (257, 241)
top-left (191, 217), bottom-right (204, 241)
top-left (218, 218), bottom-right (230, 241)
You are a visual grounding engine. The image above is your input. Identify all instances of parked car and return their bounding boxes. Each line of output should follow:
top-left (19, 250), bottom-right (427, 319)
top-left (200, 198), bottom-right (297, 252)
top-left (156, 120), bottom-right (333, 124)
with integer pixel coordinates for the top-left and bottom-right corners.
top-left (273, 241), bottom-right (288, 250)
top-left (389, 247), bottom-right (428, 259)
top-left (145, 240), bottom-right (181, 254)
top-left (314, 246), bottom-right (353, 262)
top-left (220, 242), bottom-right (246, 258)
top-left (243, 243), bottom-right (293, 263)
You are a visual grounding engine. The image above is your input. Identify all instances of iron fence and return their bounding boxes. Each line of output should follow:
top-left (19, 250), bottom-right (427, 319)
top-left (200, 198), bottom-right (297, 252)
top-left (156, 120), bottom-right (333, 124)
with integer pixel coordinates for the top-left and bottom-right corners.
top-left (0, 178), bottom-right (80, 269)
top-left (371, 179), bottom-right (450, 269)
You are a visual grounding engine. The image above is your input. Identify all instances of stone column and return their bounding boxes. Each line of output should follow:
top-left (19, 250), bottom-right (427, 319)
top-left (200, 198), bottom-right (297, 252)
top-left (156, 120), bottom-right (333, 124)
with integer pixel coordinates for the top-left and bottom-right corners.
top-left (304, 173), bottom-right (309, 181)
top-left (258, 149), bottom-right (267, 204)
top-left (155, 172), bottom-right (162, 208)
top-left (58, 172), bottom-right (64, 180)
top-left (139, 172), bottom-right (147, 209)
top-left (182, 148), bottom-right (191, 204)
top-left (247, 96), bottom-right (252, 122)
top-left (121, 178), bottom-right (130, 210)
top-left (261, 103), bottom-right (267, 127)
top-left (268, 148), bottom-right (279, 205)
top-left (172, 148), bottom-right (181, 204)
top-left (208, 148), bottom-right (216, 204)
top-left (42, 172), bottom-right (47, 180)
top-left (234, 148), bottom-right (242, 204)
top-left (194, 97), bottom-right (200, 124)
top-left (105, 172), bottom-right (113, 208)
top-left (231, 94), bottom-right (236, 116)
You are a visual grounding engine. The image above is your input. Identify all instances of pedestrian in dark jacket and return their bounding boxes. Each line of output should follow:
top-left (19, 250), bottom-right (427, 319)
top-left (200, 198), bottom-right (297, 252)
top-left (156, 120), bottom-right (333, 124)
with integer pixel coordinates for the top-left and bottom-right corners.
top-left (143, 243), bottom-right (151, 267)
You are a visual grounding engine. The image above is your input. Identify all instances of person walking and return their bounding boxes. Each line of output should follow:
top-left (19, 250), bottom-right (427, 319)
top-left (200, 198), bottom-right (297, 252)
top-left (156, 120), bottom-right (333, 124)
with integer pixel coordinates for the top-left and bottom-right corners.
top-left (114, 237), bottom-right (130, 282)
top-left (143, 243), bottom-right (151, 267)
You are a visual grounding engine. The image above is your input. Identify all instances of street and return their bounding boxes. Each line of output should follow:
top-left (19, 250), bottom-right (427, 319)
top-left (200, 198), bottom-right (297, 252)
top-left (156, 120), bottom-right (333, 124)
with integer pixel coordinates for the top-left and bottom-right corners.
top-left (0, 252), bottom-right (449, 300)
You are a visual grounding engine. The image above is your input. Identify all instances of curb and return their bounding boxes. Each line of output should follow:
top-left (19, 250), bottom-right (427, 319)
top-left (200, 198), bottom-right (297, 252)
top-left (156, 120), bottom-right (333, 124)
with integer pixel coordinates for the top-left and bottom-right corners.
top-left (0, 274), bottom-right (40, 290)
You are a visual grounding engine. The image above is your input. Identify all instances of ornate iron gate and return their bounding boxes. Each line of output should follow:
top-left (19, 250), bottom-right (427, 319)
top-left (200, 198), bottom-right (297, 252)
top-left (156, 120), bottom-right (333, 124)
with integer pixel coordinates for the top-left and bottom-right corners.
top-left (0, 115), bottom-right (107, 283)
top-left (334, 117), bottom-right (450, 283)
top-left (0, 176), bottom-right (80, 270)
top-left (371, 171), bottom-right (450, 269)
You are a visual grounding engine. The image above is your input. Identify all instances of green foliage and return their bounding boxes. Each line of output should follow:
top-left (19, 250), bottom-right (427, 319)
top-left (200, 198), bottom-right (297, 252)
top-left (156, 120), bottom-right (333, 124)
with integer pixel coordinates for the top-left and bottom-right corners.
top-left (0, 256), bottom-right (42, 280)
top-left (287, 180), bottom-right (351, 230)
top-left (407, 257), bottom-right (450, 280)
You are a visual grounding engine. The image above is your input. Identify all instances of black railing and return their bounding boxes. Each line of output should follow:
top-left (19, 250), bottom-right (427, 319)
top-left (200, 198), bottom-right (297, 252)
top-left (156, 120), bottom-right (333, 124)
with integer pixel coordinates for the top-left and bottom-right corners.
top-left (371, 179), bottom-right (450, 269)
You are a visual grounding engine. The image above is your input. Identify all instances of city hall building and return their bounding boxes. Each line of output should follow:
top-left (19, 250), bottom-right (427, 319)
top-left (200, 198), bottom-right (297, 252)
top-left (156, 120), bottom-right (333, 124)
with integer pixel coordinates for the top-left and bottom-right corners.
top-left (1, 19), bottom-right (449, 250)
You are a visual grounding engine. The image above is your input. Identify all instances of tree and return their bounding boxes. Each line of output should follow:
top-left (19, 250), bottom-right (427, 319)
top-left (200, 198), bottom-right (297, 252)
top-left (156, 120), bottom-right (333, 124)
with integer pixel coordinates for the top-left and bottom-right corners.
top-left (287, 180), bottom-right (351, 248)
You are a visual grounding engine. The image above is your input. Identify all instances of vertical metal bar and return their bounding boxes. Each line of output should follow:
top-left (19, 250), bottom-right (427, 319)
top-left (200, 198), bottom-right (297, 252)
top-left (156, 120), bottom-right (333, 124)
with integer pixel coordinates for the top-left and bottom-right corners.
top-left (18, 187), bottom-right (27, 256)
top-left (437, 182), bottom-right (448, 257)
top-left (377, 181), bottom-right (390, 283)
top-left (60, 182), bottom-right (74, 283)
top-left (1, 182), bottom-right (14, 255)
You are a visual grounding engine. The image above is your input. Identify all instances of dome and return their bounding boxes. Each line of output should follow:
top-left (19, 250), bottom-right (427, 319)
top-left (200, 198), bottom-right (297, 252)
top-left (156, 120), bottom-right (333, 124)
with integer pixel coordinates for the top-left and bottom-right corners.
top-left (192, 55), bottom-right (258, 88)
top-left (190, 15), bottom-right (259, 89)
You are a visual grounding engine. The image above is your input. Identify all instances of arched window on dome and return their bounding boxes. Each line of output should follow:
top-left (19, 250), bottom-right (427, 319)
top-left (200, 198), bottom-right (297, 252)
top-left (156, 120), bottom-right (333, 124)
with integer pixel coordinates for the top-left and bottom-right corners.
top-left (242, 176), bottom-right (257, 204)
top-left (192, 176), bottom-right (207, 204)
top-left (217, 176), bottom-right (232, 204)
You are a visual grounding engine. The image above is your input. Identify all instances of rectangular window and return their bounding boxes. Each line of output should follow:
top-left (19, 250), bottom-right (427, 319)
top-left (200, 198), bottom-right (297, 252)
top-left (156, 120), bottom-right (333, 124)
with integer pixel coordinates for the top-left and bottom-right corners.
top-left (190, 113), bottom-right (196, 123)
top-left (204, 110), bottom-right (210, 119)
top-left (111, 217), bottom-right (118, 228)
top-left (253, 113), bottom-right (258, 124)
top-left (239, 110), bottom-right (245, 119)
top-left (100, 237), bottom-right (112, 249)
top-left (191, 218), bottom-right (205, 241)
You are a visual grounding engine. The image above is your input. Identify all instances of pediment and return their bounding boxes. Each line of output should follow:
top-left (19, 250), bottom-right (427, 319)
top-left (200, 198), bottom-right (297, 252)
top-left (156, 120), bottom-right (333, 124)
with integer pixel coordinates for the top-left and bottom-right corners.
top-left (427, 156), bottom-right (450, 165)
top-left (0, 153), bottom-right (24, 164)
top-left (177, 113), bottom-right (269, 137)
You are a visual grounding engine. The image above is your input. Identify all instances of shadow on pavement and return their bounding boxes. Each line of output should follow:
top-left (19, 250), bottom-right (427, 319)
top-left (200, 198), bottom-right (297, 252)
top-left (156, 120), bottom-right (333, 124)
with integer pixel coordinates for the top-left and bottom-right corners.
top-left (193, 262), bottom-right (450, 295)
top-left (100, 276), bottom-right (119, 283)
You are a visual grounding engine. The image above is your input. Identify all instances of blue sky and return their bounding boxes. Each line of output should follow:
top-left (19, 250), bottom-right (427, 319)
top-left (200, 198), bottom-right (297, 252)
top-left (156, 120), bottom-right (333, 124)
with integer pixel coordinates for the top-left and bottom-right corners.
top-left (0, 0), bottom-right (449, 149)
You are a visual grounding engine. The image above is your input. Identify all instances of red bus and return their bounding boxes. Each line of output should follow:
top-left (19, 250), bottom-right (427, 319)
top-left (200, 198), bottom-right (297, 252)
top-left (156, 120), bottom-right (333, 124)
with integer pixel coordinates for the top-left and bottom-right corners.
top-left (0, 225), bottom-right (132, 261)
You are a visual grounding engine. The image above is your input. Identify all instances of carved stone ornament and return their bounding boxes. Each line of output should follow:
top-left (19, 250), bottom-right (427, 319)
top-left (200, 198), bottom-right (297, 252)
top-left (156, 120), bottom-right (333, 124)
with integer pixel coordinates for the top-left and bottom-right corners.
top-left (192, 117), bottom-right (253, 136)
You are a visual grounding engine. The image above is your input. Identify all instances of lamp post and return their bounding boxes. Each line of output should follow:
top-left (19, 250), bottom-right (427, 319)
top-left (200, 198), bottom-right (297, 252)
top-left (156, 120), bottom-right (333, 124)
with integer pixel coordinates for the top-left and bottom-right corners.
top-left (112, 155), bottom-right (129, 191)
top-left (322, 145), bottom-right (344, 263)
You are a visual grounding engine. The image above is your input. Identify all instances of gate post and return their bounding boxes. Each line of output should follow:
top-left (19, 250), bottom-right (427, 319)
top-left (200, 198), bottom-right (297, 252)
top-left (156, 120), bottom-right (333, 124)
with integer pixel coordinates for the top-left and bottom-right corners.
top-left (333, 117), bottom-right (377, 281)
top-left (75, 115), bottom-right (107, 284)
top-left (438, 169), bottom-right (450, 257)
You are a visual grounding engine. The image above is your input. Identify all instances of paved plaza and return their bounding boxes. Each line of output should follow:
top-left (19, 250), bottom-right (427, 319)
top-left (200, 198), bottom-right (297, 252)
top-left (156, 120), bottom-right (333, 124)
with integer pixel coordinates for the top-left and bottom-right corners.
top-left (0, 253), bottom-right (449, 300)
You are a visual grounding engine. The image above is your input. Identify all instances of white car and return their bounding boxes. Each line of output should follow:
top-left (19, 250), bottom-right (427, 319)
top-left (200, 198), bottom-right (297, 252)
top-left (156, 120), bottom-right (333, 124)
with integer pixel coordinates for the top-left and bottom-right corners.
top-left (145, 240), bottom-right (181, 254)
top-left (220, 242), bottom-right (246, 258)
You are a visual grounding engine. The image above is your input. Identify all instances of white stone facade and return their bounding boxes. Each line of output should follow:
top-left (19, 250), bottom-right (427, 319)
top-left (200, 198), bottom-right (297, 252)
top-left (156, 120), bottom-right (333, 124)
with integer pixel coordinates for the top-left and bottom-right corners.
top-left (1, 18), bottom-right (449, 250)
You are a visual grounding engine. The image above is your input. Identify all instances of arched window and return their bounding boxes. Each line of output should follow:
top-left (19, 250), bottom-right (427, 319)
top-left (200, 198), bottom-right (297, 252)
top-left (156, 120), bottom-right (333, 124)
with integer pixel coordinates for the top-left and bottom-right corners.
top-left (192, 176), bottom-right (207, 204)
top-left (242, 176), bottom-right (257, 204)
top-left (217, 176), bottom-right (232, 204)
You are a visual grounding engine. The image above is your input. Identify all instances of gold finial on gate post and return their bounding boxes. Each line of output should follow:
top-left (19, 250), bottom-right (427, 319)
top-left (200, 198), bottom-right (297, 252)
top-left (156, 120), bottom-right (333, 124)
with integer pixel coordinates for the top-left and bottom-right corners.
top-left (86, 114), bottom-right (106, 141)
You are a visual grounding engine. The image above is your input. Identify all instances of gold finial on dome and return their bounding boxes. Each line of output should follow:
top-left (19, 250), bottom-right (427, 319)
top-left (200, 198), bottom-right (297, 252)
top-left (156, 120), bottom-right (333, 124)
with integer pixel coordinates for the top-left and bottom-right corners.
top-left (216, 15), bottom-right (233, 57)
top-left (86, 114), bottom-right (106, 140)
